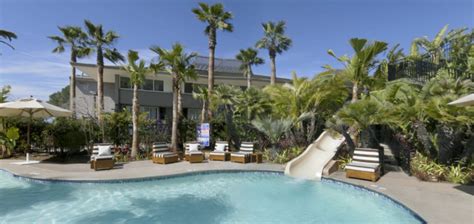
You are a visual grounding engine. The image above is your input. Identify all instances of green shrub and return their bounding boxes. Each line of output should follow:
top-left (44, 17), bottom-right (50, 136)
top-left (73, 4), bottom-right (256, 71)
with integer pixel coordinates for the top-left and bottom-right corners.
top-left (337, 155), bottom-right (352, 170)
top-left (445, 164), bottom-right (472, 184)
top-left (411, 153), bottom-right (446, 181)
top-left (263, 146), bottom-right (304, 164)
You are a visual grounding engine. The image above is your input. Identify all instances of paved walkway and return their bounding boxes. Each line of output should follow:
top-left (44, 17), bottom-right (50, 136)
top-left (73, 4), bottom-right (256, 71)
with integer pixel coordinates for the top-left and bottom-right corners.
top-left (1, 159), bottom-right (472, 223)
top-left (330, 169), bottom-right (473, 224)
top-left (0, 159), bottom-right (284, 181)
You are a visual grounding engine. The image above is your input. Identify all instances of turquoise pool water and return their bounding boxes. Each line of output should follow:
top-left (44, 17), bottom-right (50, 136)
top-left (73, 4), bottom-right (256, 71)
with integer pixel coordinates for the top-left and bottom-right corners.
top-left (0, 171), bottom-right (423, 224)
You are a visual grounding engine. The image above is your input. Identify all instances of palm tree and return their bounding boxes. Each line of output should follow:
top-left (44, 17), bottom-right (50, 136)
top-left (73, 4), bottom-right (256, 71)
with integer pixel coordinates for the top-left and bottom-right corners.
top-left (255, 21), bottom-right (292, 85)
top-left (83, 20), bottom-right (124, 129)
top-left (328, 38), bottom-right (387, 102)
top-left (235, 48), bottom-right (264, 88)
top-left (251, 117), bottom-right (293, 159)
top-left (213, 85), bottom-right (242, 145)
top-left (192, 86), bottom-right (209, 123)
top-left (0, 29), bottom-right (17, 51)
top-left (49, 26), bottom-right (90, 116)
top-left (122, 50), bottom-right (162, 158)
top-left (192, 2), bottom-right (233, 120)
top-left (150, 43), bottom-right (197, 151)
top-left (235, 87), bottom-right (271, 121)
top-left (413, 25), bottom-right (449, 64)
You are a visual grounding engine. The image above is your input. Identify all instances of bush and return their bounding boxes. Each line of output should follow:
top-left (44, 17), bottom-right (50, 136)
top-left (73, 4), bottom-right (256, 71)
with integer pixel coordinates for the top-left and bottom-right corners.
top-left (445, 164), bottom-right (472, 184)
top-left (411, 153), bottom-right (446, 181)
top-left (263, 146), bottom-right (304, 164)
top-left (47, 118), bottom-right (87, 156)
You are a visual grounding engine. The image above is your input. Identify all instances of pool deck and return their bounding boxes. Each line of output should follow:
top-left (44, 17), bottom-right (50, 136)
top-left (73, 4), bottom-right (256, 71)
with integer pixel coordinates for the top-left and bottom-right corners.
top-left (330, 170), bottom-right (473, 224)
top-left (0, 159), bottom-right (472, 224)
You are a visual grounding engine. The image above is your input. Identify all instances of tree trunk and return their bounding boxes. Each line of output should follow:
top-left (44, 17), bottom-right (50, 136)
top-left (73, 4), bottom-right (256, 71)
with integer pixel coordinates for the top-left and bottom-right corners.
top-left (200, 100), bottom-right (207, 124)
top-left (171, 75), bottom-right (179, 152)
top-left (351, 81), bottom-right (358, 103)
top-left (131, 83), bottom-right (139, 158)
top-left (247, 66), bottom-right (252, 89)
top-left (207, 30), bottom-right (216, 121)
top-left (70, 52), bottom-right (77, 117)
top-left (96, 47), bottom-right (105, 141)
top-left (270, 53), bottom-right (276, 85)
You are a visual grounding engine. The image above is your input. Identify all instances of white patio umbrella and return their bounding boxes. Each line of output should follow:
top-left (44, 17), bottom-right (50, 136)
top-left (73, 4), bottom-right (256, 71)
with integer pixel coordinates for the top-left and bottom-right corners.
top-left (448, 93), bottom-right (474, 107)
top-left (0, 98), bottom-right (72, 164)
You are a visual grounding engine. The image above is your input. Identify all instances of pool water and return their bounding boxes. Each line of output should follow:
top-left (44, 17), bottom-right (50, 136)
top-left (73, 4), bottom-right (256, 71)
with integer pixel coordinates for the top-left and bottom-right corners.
top-left (0, 171), bottom-right (422, 224)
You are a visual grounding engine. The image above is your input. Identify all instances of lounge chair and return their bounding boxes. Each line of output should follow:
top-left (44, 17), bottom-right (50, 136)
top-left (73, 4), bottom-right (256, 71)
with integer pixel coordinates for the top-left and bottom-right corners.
top-left (90, 143), bottom-right (115, 171)
top-left (345, 148), bottom-right (382, 182)
top-left (184, 142), bottom-right (205, 163)
top-left (230, 142), bottom-right (254, 163)
top-left (152, 142), bottom-right (179, 164)
top-left (209, 141), bottom-right (230, 161)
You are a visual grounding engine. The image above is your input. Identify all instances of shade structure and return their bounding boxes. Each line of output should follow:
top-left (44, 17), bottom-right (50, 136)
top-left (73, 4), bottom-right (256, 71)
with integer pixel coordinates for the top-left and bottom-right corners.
top-left (448, 93), bottom-right (474, 107)
top-left (0, 98), bottom-right (72, 164)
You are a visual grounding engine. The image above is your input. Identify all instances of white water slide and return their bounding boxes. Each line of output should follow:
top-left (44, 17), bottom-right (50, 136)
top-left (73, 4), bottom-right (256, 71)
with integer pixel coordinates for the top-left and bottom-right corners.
top-left (285, 131), bottom-right (345, 180)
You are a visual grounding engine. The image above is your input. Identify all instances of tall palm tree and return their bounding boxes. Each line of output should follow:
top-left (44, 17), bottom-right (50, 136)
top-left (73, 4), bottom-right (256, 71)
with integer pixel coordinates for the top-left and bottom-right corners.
top-left (255, 21), bottom-right (292, 85)
top-left (122, 50), bottom-right (162, 158)
top-left (192, 2), bottom-right (233, 121)
top-left (192, 86), bottom-right (209, 123)
top-left (0, 29), bottom-right (17, 51)
top-left (49, 26), bottom-right (90, 116)
top-left (84, 20), bottom-right (124, 129)
top-left (235, 48), bottom-right (264, 88)
top-left (328, 38), bottom-right (387, 102)
top-left (150, 43), bottom-right (197, 151)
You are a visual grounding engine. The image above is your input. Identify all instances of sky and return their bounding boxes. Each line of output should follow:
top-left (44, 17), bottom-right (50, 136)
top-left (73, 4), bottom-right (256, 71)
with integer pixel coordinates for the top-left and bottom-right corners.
top-left (0, 0), bottom-right (472, 101)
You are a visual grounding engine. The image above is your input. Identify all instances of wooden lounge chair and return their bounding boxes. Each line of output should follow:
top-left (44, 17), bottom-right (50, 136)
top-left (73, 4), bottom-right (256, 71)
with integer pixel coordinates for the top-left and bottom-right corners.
top-left (209, 141), bottom-right (230, 161)
top-left (230, 142), bottom-right (254, 164)
top-left (184, 142), bottom-right (205, 163)
top-left (152, 142), bottom-right (179, 164)
top-left (90, 143), bottom-right (115, 171)
top-left (345, 148), bottom-right (382, 182)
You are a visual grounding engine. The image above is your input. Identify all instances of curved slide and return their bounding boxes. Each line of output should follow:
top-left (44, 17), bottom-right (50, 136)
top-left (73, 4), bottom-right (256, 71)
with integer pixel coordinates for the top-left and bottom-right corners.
top-left (285, 131), bottom-right (345, 180)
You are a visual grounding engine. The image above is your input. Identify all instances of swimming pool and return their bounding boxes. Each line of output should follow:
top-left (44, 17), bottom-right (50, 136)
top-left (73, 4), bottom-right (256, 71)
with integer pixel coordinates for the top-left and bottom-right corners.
top-left (0, 171), bottom-right (423, 223)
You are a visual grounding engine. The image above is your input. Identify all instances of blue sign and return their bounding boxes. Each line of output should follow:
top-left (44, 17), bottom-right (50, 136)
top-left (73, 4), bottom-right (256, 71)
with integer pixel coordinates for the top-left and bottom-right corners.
top-left (197, 123), bottom-right (210, 147)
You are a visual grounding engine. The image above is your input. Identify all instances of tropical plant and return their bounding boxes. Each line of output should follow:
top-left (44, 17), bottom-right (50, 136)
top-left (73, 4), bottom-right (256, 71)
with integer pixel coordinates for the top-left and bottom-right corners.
top-left (256, 21), bottom-right (292, 85)
top-left (192, 86), bottom-right (209, 123)
top-left (0, 29), bottom-right (17, 51)
top-left (103, 109), bottom-right (131, 147)
top-left (212, 85), bottom-right (242, 146)
top-left (192, 2), bottom-right (233, 121)
top-left (412, 25), bottom-right (449, 64)
top-left (235, 48), bottom-right (264, 88)
top-left (49, 26), bottom-right (90, 115)
top-left (234, 87), bottom-right (271, 121)
top-left (0, 85), bottom-right (10, 103)
top-left (83, 20), bottom-right (124, 130)
top-left (150, 43), bottom-right (197, 151)
top-left (122, 50), bottom-right (162, 158)
top-left (0, 127), bottom-right (19, 157)
top-left (48, 85), bottom-right (70, 108)
top-left (445, 164), bottom-right (472, 184)
top-left (328, 38), bottom-right (388, 102)
top-left (252, 117), bottom-right (293, 159)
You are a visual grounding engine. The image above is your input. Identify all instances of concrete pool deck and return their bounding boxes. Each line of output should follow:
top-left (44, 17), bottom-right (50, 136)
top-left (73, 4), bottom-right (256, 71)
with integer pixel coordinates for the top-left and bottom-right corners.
top-left (0, 159), bottom-right (472, 224)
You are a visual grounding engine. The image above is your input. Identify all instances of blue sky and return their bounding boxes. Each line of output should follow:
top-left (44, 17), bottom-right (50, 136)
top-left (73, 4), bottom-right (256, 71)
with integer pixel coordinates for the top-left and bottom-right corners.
top-left (0, 0), bottom-right (472, 100)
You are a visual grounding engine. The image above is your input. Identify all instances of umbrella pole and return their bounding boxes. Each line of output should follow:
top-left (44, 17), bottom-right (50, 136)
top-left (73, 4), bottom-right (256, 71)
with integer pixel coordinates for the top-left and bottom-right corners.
top-left (27, 112), bottom-right (32, 162)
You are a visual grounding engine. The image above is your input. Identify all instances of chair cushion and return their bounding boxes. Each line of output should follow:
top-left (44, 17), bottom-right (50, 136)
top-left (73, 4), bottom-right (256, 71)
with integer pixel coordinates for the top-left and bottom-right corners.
top-left (186, 151), bottom-right (203, 155)
top-left (154, 152), bottom-right (177, 158)
top-left (188, 143), bottom-right (200, 152)
top-left (98, 145), bottom-right (112, 156)
top-left (215, 143), bottom-right (226, 152)
top-left (231, 152), bottom-right (251, 157)
top-left (345, 165), bottom-right (377, 172)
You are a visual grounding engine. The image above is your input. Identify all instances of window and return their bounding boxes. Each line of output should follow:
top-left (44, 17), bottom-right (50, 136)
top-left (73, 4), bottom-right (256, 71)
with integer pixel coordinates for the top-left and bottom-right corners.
top-left (154, 80), bottom-right (164, 91)
top-left (159, 107), bottom-right (167, 120)
top-left (142, 79), bottom-right (154, 91)
top-left (120, 77), bottom-right (131, 89)
top-left (184, 83), bottom-right (193, 93)
top-left (141, 106), bottom-right (157, 120)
